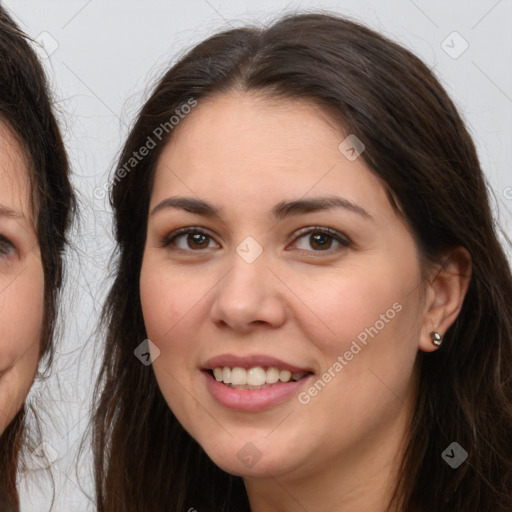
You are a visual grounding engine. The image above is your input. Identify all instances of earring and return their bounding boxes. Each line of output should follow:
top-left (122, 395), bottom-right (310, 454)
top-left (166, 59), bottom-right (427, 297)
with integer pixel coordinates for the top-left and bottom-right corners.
top-left (430, 331), bottom-right (443, 347)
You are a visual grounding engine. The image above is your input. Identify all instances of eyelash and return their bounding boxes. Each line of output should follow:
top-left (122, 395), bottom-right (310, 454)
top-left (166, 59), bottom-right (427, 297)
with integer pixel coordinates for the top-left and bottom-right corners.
top-left (161, 226), bottom-right (351, 254)
top-left (0, 234), bottom-right (16, 258)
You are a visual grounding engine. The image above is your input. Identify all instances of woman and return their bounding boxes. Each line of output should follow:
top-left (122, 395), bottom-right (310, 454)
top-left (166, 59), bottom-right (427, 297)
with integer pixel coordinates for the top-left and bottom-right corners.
top-left (0, 6), bottom-right (75, 510)
top-left (93, 12), bottom-right (512, 511)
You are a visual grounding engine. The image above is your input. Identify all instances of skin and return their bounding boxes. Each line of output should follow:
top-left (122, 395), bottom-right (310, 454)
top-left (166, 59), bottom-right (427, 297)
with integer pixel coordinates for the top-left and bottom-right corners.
top-left (140, 92), bottom-right (471, 512)
top-left (0, 122), bottom-right (44, 435)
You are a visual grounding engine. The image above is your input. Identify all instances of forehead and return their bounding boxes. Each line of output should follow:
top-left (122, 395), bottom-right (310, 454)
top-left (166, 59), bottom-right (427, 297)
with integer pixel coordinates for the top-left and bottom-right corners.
top-left (0, 120), bottom-right (32, 219)
top-left (161, 92), bottom-right (343, 165)
top-left (151, 92), bottom-right (388, 213)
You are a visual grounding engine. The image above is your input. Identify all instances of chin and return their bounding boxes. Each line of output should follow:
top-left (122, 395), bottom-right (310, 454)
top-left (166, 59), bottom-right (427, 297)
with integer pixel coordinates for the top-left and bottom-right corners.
top-left (198, 435), bottom-right (303, 479)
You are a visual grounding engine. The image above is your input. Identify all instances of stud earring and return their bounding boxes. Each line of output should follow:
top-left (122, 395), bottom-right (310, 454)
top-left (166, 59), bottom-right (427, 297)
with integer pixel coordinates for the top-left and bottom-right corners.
top-left (430, 331), bottom-right (443, 347)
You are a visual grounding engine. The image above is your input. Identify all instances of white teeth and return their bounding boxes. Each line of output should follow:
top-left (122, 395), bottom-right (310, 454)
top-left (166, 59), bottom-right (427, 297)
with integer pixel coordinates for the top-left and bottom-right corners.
top-left (231, 367), bottom-right (247, 385)
top-left (266, 367), bottom-right (280, 384)
top-left (279, 370), bottom-right (292, 383)
top-left (247, 366), bottom-right (266, 386)
top-left (211, 365), bottom-right (309, 386)
top-left (222, 367), bottom-right (232, 384)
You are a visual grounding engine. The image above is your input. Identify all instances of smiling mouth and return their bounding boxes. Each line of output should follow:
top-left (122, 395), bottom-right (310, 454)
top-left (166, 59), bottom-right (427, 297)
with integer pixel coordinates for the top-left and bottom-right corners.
top-left (208, 366), bottom-right (312, 390)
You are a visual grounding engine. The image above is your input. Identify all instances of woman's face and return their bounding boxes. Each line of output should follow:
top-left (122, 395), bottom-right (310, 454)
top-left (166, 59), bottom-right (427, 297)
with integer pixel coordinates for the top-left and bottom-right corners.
top-left (0, 122), bottom-right (44, 434)
top-left (140, 93), bottom-right (435, 481)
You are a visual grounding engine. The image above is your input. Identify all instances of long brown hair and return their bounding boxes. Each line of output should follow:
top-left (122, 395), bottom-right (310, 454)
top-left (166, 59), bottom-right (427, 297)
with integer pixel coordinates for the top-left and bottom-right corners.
top-left (0, 6), bottom-right (75, 510)
top-left (93, 12), bottom-right (512, 511)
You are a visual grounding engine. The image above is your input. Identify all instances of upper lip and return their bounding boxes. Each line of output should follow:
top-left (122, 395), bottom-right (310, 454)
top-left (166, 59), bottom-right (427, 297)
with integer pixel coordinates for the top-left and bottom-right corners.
top-left (202, 354), bottom-right (313, 374)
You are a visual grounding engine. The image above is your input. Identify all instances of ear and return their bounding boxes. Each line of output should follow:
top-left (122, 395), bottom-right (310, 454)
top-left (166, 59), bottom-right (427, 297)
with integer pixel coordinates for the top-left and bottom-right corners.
top-left (419, 247), bottom-right (472, 352)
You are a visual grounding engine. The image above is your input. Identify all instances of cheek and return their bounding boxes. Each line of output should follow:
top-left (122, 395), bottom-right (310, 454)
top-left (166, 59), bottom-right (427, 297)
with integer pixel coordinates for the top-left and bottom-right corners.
top-left (0, 262), bottom-right (44, 362)
top-left (140, 260), bottom-right (193, 343)
top-left (0, 259), bottom-right (44, 432)
top-left (295, 262), bottom-right (422, 423)
top-left (139, 256), bottom-right (205, 388)
top-left (140, 258), bottom-right (204, 428)
top-left (294, 260), bottom-right (420, 358)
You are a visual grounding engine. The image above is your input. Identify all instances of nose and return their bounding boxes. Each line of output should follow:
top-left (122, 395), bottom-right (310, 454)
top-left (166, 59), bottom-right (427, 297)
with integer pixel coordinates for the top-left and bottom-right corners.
top-left (210, 254), bottom-right (287, 333)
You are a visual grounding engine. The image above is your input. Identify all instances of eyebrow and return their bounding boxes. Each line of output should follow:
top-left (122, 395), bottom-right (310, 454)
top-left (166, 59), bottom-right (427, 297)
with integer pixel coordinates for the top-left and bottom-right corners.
top-left (151, 195), bottom-right (372, 221)
top-left (0, 204), bottom-right (24, 220)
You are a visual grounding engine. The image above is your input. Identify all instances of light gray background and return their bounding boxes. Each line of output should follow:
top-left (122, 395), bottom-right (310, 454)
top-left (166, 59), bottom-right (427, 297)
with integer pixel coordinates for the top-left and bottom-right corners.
top-left (1, 1), bottom-right (510, 510)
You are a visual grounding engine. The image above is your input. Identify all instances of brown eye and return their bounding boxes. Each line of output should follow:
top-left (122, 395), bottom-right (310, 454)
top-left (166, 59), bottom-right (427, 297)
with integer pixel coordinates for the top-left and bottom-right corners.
top-left (309, 232), bottom-right (334, 250)
top-left (185, 232), bottom-right (210, 249)
top-left (291, 227), bottom-right (350, 253)
top-left (162, 228), bottom-right (220, 251)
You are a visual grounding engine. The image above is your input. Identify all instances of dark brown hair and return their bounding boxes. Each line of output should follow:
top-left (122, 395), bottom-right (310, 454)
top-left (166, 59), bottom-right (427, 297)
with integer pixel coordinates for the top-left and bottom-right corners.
top-left (0, 6), bottom-right (75, 510)
top-left (93, 12), bottom-right (512, 511)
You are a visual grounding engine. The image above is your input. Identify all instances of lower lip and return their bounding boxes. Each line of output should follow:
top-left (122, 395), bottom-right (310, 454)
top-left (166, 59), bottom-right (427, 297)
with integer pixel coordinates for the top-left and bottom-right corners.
top-left (203, 371), bottom-right (313, 411)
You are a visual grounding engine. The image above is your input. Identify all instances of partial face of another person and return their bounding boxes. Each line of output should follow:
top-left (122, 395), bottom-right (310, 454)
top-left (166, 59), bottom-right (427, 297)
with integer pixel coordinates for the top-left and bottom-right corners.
top-left (140, 93), bottom-right (439, 481)
top-left (0, 122), bottom-right (44, 434)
